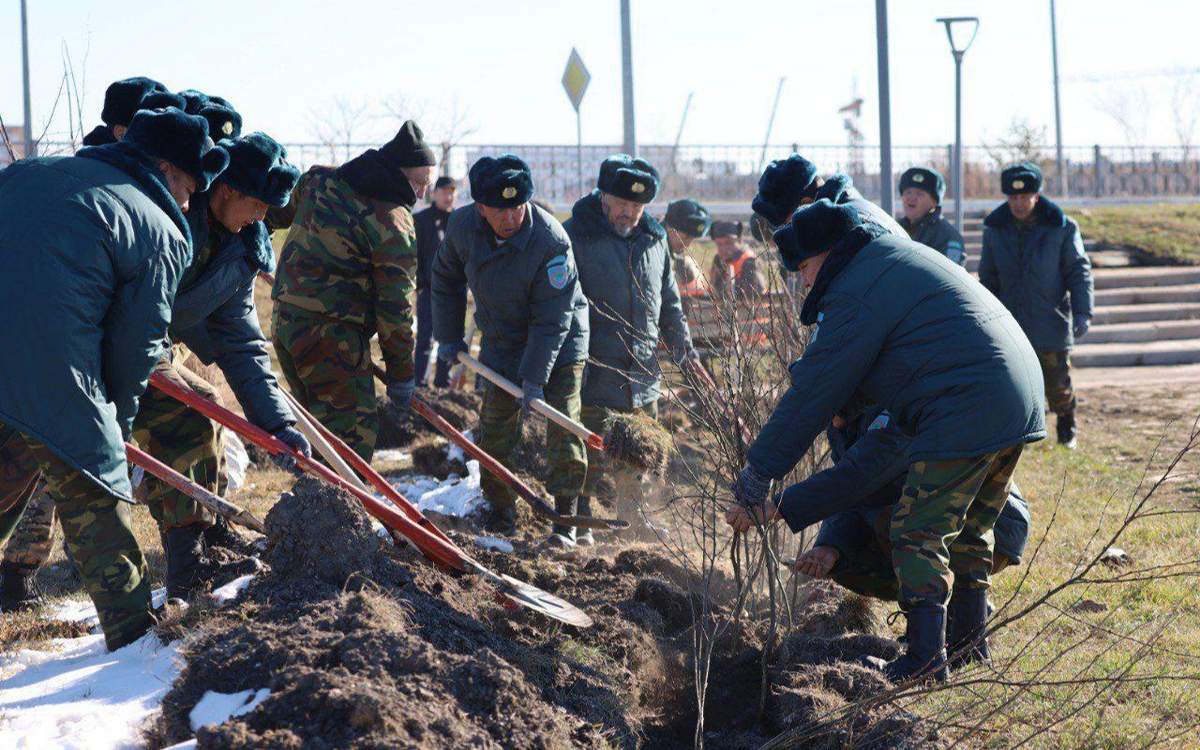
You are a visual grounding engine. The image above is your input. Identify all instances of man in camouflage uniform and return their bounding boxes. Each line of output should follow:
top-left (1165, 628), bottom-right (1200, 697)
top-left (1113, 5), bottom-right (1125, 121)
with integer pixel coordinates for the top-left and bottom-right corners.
top-left (272, 122), bottom-right (436, 461)
top-left (432, 155), bottom-right (590, 544)
top-left (0, 490), bottom-right (56, 611)
top-left (566, 155), bottom-right (699, 532)
top-left (0, 109), bottom-right (228, 649)
top-left (897, 167), bottom-right (966, 266)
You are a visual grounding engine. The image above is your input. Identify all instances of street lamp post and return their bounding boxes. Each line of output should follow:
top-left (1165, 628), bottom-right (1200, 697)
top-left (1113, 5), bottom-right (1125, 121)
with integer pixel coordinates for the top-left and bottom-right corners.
top-left (20, 0), bottom-right (36, 158)
top-left (1049, 0), bottom-right (1067, 196)
top-left (937, 16), bottom-right (979, 234)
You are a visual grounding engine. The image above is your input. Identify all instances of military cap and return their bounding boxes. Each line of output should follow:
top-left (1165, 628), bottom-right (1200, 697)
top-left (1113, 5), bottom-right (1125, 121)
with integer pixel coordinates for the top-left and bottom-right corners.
top-left (899, 166), bottom-right (946, 203)
top-left (710, 219), bottom-right (744, 239)
top-left (217, 132), bottom-right (301, 208)
top-left (772, 198), bottom-right (862, 272)
top-left (139, 91), bottom-right (188, 115)
top-left (752, 154), bottom-right (819, 228)
top-left (81, 125), bottom-right (118, 147)
top-left (597, 154), bottom-right (659, 204)
top-left (664, 198), bottom-right (711, 238)
top-left (125, 107), bottom-right (230, 193)
top-left (434, 175), bottom-right (458, 190)
top-left (1001, 162), bottom-right (1043, 195)
top-left (380, 120), bottom-right (437, 168)
top-left (100, 76), bottom-right (169, 127)
top-left (469, 154), bottom-right (534, 208)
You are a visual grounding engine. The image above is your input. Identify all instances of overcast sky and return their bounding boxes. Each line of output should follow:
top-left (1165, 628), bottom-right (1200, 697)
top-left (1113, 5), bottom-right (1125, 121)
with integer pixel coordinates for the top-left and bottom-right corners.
top-left (2, 0), bottom-right (1198, 152)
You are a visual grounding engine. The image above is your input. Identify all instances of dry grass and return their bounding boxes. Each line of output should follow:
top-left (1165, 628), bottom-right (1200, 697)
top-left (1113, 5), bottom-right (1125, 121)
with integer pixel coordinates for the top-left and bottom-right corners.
top-left (1075, 203), bottom-right (1200, 265)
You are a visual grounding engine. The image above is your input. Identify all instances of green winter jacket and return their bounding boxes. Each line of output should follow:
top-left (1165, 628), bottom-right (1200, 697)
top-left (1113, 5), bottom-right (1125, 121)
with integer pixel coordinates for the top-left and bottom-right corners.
top-left (432, 203), bottom-right (589, 386)
top-left (0, 149), bottom-right (191, 500)
top-left (565, 192), bottom-right (693, 410)
top-left (899, 207), bottom-right (966, 266)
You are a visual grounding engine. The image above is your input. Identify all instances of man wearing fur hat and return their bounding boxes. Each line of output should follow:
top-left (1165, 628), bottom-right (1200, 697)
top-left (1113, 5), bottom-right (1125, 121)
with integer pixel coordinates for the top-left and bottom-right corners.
top-left (566, 155), bottom-right (699, 529)
top-left (724, 198), bottom-right (1045, 684)
top-left (897, 166), bottom-right (966, 266)
top-left (0, 108), bottom-right (229, 649)
top-left (979, 163), bottom-right (1093, 449)
top-left (708, 219), bottom-right (767, 299)
top-left (662, 198), bottom-right (713, 300)
top-left (135, 132), bottom-right (307, 600)
top-left (432, 155), bottom-right (590, 544)
top-left (80, 76), bottom-right (172, 146)
top-left (272, 121), bottom-right (436, 461)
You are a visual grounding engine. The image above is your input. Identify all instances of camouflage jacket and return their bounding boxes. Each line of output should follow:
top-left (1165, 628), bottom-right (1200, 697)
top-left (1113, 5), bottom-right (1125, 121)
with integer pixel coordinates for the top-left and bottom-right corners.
top-left (271, 151), bottom-right (417, 382)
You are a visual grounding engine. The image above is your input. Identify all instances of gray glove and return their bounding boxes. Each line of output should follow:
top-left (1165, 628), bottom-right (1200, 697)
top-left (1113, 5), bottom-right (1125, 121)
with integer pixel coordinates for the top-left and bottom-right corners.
top-left (437, 340), bottom-right (468, 366)
top-left (387, 378), bottom-right (415, 410)
top-left (1073, 314), bottom-right (1091, 339)
top-left (270, 424), bottom-right (311, 473)
top-left (731, 463), bottom-right (772, 508)
top-left (520, 380), bottom-right (545, 418)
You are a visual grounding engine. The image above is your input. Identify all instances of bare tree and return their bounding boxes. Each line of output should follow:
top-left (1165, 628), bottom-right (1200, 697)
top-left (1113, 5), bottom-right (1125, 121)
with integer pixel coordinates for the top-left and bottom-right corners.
top-left (1170, 69), bottom-right (1200, 162)
top-left (308, 97), bottom-right (372, 164)
top-left (983, 117), bottom-right (1049, 171)
top-left (382, 93), bottom-right (478, 177)
top-left (1094, 85), bottom-right (1152, 154)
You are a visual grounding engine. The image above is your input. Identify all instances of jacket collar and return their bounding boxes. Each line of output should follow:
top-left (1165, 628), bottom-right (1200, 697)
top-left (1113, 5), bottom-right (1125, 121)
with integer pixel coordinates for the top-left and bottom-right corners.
top-left (471, 202), bottom-right (534, 254)
top-left (570, 190), bottom-right (666, 242)
top-left (900, 205), bottom-right (943, 232)
top-left (814, 173), bottom-right (856, 205)
top-left (76, 142), bottom-right (191, 248)
top-left (187, 191), bottom-right (275, 274)
top-left (335, 148), bottom-right (417, 207)
top-left (799, 223), bottom-right (889, 325)
top-left (984, 195), bottom-right (1066, 229)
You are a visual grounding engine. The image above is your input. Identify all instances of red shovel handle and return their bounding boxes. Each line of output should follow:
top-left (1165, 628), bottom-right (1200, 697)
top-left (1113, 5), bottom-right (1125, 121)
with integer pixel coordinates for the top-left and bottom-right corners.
top-left (148, 371), bottom-right (467, 573)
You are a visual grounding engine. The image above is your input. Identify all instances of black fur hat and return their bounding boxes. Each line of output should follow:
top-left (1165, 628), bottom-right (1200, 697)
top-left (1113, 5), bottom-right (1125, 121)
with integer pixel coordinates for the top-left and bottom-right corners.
top-left (752, 154), bottom-right (819, 227)
top-left (139, 91), bottom-right (188, 115)
top-left (597, 154), bottom-right (659, 204)
top-left (124, 107), bottom-right (230, 192)
top-left (469, 154), bottom-right (534, 208)
top-left (217, 132), bottom-right (301, 208)
top-left (101, 76), bottom-right (168, 127)
top-left (899, 166), bottom-right (946, 203)
top-left (1001, 162), bottom-right (1042, 195)
top-left (773, 199), bottom-right (862, 272)
top-left (664, 198), bottom-right (711, 238)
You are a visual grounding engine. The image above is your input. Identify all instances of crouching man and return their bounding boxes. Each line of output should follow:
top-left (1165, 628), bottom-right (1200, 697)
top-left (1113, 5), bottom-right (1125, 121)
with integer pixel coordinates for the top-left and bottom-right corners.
top-left (725, 199), bottom-right (1045, 683)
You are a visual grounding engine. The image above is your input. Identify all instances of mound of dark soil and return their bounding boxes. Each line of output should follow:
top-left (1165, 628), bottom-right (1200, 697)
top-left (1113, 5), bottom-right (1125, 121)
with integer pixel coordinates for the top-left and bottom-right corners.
top-left (263, 476), bottom-right (381, 585)
top-left (376, 388), bottom-right (481, 449)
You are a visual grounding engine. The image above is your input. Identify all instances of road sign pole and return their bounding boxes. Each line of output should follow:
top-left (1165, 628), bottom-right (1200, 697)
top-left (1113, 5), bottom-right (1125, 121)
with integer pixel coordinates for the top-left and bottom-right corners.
top-left (561, 47), bottom-right (592, 203)
top-left (576, 110), bottom-right (583, 200)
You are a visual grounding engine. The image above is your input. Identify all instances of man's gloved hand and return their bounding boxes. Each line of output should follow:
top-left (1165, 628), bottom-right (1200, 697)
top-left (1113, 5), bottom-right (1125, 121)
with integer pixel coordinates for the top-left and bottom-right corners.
top-left (437, 340), bottom-right (468, 366)
top-left (724, 486), bottom-right (780, 533)
top-left (1073, 314), bottom-right (1091, 339)
top-left (270, 424), bottom-right (311, 473)
top-left (520, 380), bottom-right (545, 418)
top-left (731, 463), bottom-right (772, 507)
top-left (387, 378), bottom-right (415, 410)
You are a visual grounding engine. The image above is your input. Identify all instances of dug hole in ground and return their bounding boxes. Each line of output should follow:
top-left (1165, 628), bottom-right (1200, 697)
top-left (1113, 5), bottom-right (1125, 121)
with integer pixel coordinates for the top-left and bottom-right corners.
top-left (2, 388), bottom-right (934, 749)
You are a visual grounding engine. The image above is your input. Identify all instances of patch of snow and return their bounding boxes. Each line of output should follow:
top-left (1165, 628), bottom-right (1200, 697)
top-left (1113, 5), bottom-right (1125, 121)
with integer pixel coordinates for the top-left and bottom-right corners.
top-left (393, 460), bottom-right (487, 519)
top-left (188, 687), bottom-right (271, 732)
top-left (446, 430), bottom-right (474, 463)
top-left (373, 448), bottom-right (411, 463)
top-left (50, 587), bottom-right (168, 630)
top-left (0, 633), bottom-right (180, 749)
top-left (162, 741), bottom-right (197, 750)
top-left (473, 535), bottom-right (513, 553)
top-left (210, 574), bottom-right (256, 605)
top-left (223, 433), bottom-right (250, 491)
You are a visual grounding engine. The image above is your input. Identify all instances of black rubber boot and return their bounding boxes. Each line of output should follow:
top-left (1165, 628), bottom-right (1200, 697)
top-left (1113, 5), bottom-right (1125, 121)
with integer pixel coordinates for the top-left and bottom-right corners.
top-left (164, 523), bottom-right (207, 601)
top-left (947, 588), bottom-right (992, 670)
top-left (882, 604), bottom-right (949, 684)
top-left (0, 560), bottom-right (43, 612)
top-left (547, 497), bottom-right (577, 549)
top-left (575, 497), bottom-right (595, 547)
top-left (202, 515), bottom-right (253, 554)
top-left (1056, 411), bottom-right (1077, 449)
top-left (486, 503), bottom-right (518, 536)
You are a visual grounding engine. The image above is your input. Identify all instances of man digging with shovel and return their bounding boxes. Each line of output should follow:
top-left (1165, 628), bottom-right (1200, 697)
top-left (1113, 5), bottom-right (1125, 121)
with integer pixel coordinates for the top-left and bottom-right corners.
top-left (432, 155), bottom-right (591, 546)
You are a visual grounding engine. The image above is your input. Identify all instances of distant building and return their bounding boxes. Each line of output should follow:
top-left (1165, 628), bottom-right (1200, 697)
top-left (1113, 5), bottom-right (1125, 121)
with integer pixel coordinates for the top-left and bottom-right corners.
top-left (0, 122), bottom-right (32, 166)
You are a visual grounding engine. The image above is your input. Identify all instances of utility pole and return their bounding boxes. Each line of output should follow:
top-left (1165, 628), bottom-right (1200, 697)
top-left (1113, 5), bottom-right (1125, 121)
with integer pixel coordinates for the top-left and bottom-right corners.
top-left (757, 77), bottom-right (786, 174)
top-left (671, 91), bottom-right (692, 172)
top-left (620, 0), bottom-right (636, 156)
top-left (875, 0), bottom-right (893, 214)
top-left (937, 17), bottom-right (980, 234)
top-left (1050, 0), bottom-right (1067, 196)
top-left (20, 0), bottom-right (36, 157)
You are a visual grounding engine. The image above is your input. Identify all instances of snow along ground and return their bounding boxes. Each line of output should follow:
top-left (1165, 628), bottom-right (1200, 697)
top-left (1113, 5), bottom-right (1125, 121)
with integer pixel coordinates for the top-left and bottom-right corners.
top-left (0, 465), bottom-right (492, 749)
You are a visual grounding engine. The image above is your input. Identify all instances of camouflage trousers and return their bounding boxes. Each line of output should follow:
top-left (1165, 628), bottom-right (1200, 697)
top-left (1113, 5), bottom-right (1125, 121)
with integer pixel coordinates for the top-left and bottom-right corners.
top-left (890, 444), bottom-right (1024, 608)
top-left (131, 357), bottom-right (223, 530)
top-left (478, 363), bottom-right (587, 509)
top-left (1037, 351), bottom-right (1076, 418)
top-left (0, 424), bottom-right (153, 650)
top-left (581, 400), bottom-right (659, 513)
top-left (829, 507), bottom-right (1013, 602)
top-left (274, 303), bottom-right (377, 461)
top-left (0, 488), bottom-right (57, 568)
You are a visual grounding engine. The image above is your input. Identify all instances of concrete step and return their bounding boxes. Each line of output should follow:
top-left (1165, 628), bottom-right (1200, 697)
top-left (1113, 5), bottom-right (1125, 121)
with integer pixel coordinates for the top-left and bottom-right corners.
top-left (1092, 266), bottom-right (1200, 290)
top-left (1072, 340), bottom-right (1200, 367)
top-left (1094, 284), bottom-right (1200, 306)
top-left (1091, 302), bottom-right (1200, 325)
top-left (1083, 319), bottom-right (1200, 344)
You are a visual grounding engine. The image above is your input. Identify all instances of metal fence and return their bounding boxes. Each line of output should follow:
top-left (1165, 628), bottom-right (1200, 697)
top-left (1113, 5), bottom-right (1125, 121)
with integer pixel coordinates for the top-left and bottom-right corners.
top-left (21, 140), bottom-right (1200, 206)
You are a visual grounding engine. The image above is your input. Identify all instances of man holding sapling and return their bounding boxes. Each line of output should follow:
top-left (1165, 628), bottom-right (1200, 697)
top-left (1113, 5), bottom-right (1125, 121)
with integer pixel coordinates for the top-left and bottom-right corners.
top-left (724, 199), bottom-right (1045, 684)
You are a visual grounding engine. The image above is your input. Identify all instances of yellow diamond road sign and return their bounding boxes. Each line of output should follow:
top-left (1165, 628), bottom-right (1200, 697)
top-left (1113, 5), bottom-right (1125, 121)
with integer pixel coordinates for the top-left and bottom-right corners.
top-left (562, 48), bottom-right (591, 112)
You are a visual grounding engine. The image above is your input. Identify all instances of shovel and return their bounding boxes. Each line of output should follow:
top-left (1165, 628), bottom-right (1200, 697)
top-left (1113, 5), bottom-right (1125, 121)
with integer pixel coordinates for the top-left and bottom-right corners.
top-left (371, 365), bottom-right (628, 531)
top-left (126, 443), bottom-right (266, 533)
top-left (148, 371), bottom-right (593, 627)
